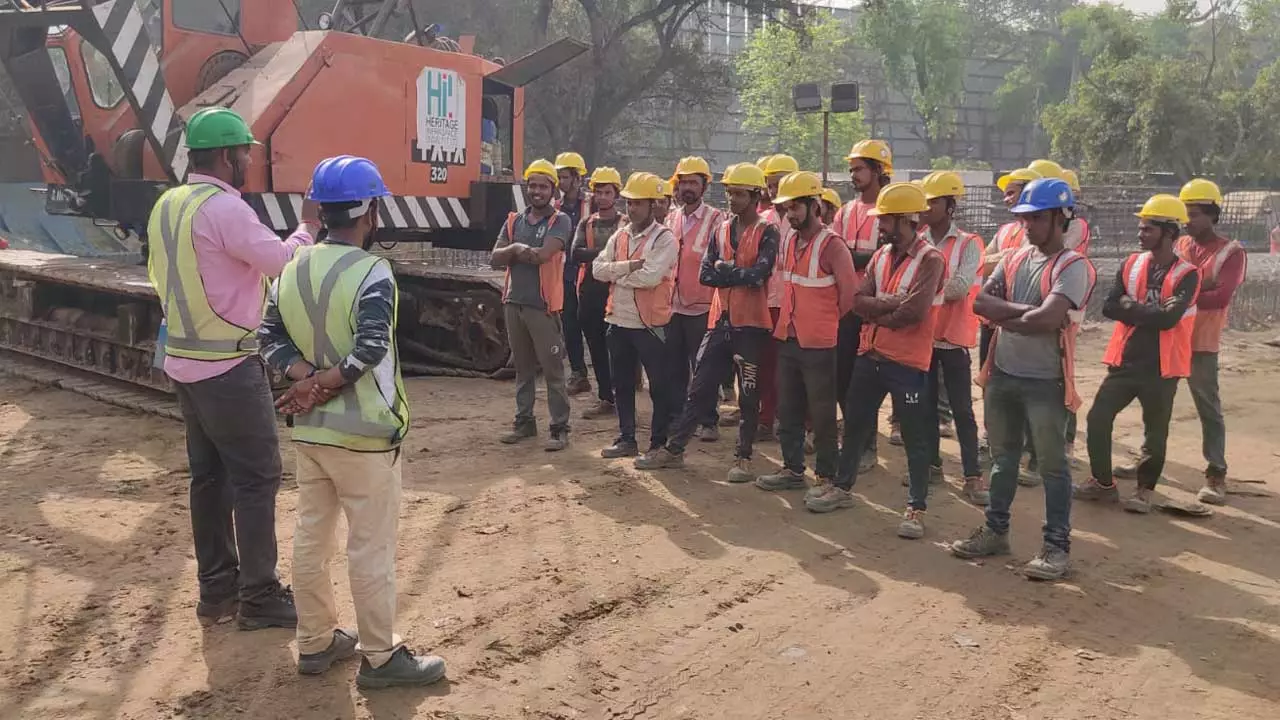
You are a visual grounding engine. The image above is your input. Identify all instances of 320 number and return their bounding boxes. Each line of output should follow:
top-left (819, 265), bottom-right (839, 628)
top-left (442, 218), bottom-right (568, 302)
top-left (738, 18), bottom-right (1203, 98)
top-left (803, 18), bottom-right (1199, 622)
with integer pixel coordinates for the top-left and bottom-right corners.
top-left (429, 165), bottom-right (449, 184)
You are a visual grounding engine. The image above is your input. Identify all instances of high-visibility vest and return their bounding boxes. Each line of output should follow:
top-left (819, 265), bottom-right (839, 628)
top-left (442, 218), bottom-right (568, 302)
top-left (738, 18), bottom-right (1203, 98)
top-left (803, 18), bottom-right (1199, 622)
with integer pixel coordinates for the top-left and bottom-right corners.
top-left (707, 218), bottom-right (771, 330)
top-left (277, 243), bottom-right (409, 452)
top-left (1101, 252), bottom-right (1200, 379)
top-left (761, 206), bottom-right (786, 308)
top-left (832, 197), bottom-right (879, 255)
top-left (501, 211), bottom-right (566, 313)
top-left (1067, 218), bottom-right (1092, 257)
top-left (606, 222), bottom-right (674, 327)
top-left (576, 212), bottom-right (620, 287)
top-left (976, 245), bottom-right (1096, 411)
top-left (932, 228), bottom-right (984, 348)
top-left (147, 183), bottom-right (260, 362)
top-left (665, 204), bottom-right (723, 314)
top-left (994, 221), bottom-right (1027, 252)
top-left (773, 227), bottom-right (840, 349)
top-left (1175, 234), bottom-right (1246, 353)
top-left (859, 239), bottom-right (946, 372)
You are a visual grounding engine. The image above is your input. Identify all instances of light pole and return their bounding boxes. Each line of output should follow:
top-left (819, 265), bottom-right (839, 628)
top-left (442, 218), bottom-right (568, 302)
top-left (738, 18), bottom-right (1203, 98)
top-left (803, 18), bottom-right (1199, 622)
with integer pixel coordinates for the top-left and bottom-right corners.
top-left (792, 82), bottom-right (860, 184)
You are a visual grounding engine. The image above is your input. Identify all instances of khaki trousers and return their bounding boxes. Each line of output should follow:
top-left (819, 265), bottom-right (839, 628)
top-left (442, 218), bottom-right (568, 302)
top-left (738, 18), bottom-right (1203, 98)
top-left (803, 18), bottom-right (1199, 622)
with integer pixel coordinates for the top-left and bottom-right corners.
top-left (293, 443), bottom-right (403, 668)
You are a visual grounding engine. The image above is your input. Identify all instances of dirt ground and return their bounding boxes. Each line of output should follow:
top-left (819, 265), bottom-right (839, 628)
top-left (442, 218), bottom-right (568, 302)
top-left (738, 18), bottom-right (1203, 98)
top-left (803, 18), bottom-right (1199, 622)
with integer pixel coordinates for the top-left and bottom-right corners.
top-left (1, 329), bottom-right (1278, 720)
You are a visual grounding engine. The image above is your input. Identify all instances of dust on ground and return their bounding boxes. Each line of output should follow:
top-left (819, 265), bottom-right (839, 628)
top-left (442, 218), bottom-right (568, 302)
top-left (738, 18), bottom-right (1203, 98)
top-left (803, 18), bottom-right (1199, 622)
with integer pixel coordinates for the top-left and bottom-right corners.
top-left (1, 330), bottom-right (1278, 720)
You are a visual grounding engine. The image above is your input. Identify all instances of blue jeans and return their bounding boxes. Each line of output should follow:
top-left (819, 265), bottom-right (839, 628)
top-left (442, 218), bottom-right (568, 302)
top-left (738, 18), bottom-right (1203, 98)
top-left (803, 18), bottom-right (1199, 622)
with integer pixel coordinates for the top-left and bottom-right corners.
top-left (984, 369), bottom-right (1073, 552)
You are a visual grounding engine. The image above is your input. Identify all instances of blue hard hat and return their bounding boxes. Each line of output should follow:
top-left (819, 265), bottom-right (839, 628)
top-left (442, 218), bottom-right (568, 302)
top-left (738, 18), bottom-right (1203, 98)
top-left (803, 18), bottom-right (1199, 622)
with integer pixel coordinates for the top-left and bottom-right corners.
top-left (307, 155), bottom-right (391, 203)
top-left (1010, 178), bottom-right (1074, 214)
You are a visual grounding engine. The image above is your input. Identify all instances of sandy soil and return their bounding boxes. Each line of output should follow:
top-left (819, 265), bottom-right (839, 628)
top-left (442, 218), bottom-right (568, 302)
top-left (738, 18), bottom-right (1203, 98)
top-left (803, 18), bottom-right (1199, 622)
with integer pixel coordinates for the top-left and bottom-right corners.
top-left (1, 329), bottom-right (1278, 720)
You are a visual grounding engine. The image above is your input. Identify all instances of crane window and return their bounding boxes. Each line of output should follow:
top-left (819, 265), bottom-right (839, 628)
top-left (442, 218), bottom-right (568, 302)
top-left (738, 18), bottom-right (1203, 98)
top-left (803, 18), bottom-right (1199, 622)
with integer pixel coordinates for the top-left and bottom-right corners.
top-left (47, 47), bottom-right (81, 122)
top-left (173, 0), bottom-right (241, 36)
top-left (81, 41), bottom-right (125, 108)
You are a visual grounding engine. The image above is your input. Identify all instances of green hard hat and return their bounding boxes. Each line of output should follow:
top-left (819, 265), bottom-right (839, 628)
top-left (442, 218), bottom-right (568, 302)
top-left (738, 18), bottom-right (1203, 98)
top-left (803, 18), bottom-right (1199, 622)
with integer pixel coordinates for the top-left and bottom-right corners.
top-left (185, 107), bottom-right (258, 150)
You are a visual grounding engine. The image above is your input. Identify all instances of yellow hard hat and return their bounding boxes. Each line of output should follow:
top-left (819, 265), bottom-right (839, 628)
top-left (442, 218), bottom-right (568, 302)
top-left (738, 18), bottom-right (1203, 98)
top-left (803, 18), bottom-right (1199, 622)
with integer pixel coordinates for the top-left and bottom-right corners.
top-left (762, 154), bottom-right (800, 177)
top-left (674, 156), bottom-right (712, 180)
top-left (868, 182), bottom-right (929, 217)
top-left (1178, 178), bottom-right (1223, 206)
top-left (553, 151), bottom-right (587, 176)
top-left (661, 179), bottom-right (674, 197)
top-left (589, 166), bottom-right (622, 190)
top-left (922, 170), bottom-right (965, 200)
top-left (846, 139), bottom-right (894, 172)
top-left (772, 171), bottom-right (823, 204)
top-left (821, 188), bottom-right (842, 207)
top-left (621, 172), bottom-right (665, 201)
top-left (1062, 169), bottom-right (1081, 193)
top-left (721, 163), bottom-right (766, 189)
top-left (1136, 194), bottom-right (1189, 224)
top-left (755, 155), bottom-right (775, 169)
top-left (996, 167), bottom-right (1042, 192)
top-left (524, 159), bottom-right (558, 185)
top-left (1027, 159), bottom-right (1065, 180)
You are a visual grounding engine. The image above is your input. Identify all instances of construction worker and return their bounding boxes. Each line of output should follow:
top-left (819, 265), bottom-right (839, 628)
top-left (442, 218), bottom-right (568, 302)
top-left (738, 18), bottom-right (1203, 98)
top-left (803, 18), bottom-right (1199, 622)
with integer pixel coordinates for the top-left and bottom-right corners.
top-left (148, 107), bottom-right (312, 630)
top-left (636, 163), bottom-right (780, 481)
top-left (571, 166), bottom-right (625, 420)
top-left (1062, 169), bottom-right (1092, 256)
top-left (833, 139), bottom-right (893, 462)
top-left (757, 153), bottom-right (799, 438)
top-left (1075, 195), bottom-right (1200, 514)
top-left (820, 183), bottom-right (945, 532)
top-left (820, 188), bottom-right (841, 225)
top-left (755, 172), bottom-right (857, 495)
top-left (665, 156), bottom-right (727, 441)
top-left (950, 178), bottom-right (1096, 581)
top-left (592, 173), bottom-right (681, 459)
top-left (260, 156), bottom-right (446, 688)
top-left (491, 159), bottom-right (573, 451)
top-left (1115, 179), bottom-right (1247, 504)
top-left (656, 179), bottom-right (673, 218)
top-left (918, 171), bottom-right (986, 505)
top-left (554, 152), bottom-right (593, 397)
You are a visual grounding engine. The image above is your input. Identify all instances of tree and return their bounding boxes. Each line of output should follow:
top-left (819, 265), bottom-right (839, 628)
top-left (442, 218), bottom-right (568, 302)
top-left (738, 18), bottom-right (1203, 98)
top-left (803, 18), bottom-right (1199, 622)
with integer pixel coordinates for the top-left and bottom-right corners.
top-left (735, 10), bottom-right (867, 171)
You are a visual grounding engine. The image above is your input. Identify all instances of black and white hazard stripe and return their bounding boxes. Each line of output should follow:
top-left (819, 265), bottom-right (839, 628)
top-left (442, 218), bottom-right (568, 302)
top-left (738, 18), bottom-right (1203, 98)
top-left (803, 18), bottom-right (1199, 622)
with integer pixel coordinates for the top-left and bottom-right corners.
top-left (89, 0), bottom-right (188, 180)
top-left (246, 194), bottom-right (473, 232)
top-left (512, 184), bottom-right (528, 214)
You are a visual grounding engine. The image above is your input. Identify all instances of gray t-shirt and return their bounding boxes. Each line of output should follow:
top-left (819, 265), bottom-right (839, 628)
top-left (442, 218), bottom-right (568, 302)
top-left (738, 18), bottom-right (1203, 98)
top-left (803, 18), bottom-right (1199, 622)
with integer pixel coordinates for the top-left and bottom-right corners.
top-left (990, 250), bottom-right (1090, 379)
top-left (501, 211), bottom-right (573, 309)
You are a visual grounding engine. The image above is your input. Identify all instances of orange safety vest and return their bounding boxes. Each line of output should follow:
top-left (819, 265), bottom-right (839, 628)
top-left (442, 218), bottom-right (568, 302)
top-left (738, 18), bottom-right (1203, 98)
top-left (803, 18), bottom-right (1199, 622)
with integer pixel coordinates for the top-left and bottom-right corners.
top-left (832, 197), bottom-right (879, 254)
top-left (707, 218), bottom-right (771, 330)
top-left (605, 222), bottom-right (674, 327)
top-left (1175, 235), bottom-right (1246, 353)
top-left (859, 239), bottom-right (946, 372)
top-left (575, 212), bottom-right (620, 287)
top-left (1101, 252), bottom-right (1199, 379)
top-left (994, 221), bottom-right (1027, 253)
top-left (932, 228), bottom-right (984, 348)
top-left (501, 211), bottom-right (566, 313)
top-left (761, 206), bottom-right (786, 308)
top-left (665, 204), bottom-right (723, 314)
top-left (976, 245), bottom-right (1095, 411)
top-left (1068, 218), bottom-right (1092, 257)
top-left (774, 227), bottom-right (841, 349)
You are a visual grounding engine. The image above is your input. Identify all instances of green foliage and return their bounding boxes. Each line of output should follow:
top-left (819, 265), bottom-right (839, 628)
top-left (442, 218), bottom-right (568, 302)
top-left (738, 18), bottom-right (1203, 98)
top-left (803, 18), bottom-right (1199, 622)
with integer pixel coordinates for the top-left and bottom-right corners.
top-left (735, 11), bottom-right (867, 170)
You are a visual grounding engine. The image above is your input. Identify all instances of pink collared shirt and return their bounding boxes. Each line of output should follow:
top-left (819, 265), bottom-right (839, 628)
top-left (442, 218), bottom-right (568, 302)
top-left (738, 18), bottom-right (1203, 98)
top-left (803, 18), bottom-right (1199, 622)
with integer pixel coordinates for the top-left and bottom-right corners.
top-left (682, 201), bottom-right (707, 234)
top-left (164, 174), bottom-right (315, 384)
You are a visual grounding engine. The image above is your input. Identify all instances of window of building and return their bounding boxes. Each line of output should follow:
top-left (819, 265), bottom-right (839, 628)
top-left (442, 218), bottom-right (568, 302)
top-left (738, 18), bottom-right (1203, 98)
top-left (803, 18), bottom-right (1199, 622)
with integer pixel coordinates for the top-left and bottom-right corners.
top-left (81, 41), bottom-right (125, 108)
top-left (46, 47), bottom-right (81, 122)
top-left (173, 0), bottom-right (240, 36)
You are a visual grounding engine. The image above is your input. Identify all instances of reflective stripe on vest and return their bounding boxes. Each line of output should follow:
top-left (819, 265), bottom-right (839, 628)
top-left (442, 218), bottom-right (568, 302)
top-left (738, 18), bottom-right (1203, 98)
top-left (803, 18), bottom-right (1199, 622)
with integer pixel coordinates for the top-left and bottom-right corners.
top-left (1176, 235), bottom-right (1245, 353)
top-left (773, 227), bottom-right (839, 348)
top-left (834, 199), bottom-right (879, 253)
top-left (278, 244), bottom-right (409, 452)
top-left (606, 222), bottom-right (674, 327)
top-left (707, 219), bottom-right (771, 330)
top-left (501, 211), bottom-right (566, 313)
top-left (995, 221), bottom-right (1027, 252)
top-left (146, 183), bottom-right (260, 361)
top-left (933, 229), bottom-right (983, 347)
top-left (1102, 252), bottom-right (1199, 379)
top-left (860, 239), bottom-right (945, 372)
top-left (666, 205), bottom-right (722, 313)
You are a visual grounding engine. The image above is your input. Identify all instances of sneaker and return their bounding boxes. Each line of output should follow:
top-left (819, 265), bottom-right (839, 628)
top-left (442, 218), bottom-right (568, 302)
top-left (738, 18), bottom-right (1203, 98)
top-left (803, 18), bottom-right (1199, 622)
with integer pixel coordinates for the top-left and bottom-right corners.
top-left (1121, 488), bottom-right (1153, 514)
top-left (1073, 476), bottom-right (1119, 503)
top-left (1197, 478), bottom-right (1227, 505)
top-left (938, 421), bottom-right (955, 439)
top-left (888, 424), bottom-right (903, 446)
top-left (566, 373), bottom-right (591, 396)
top-left (897, 508), bottom-right (925, 539)
top-left (950, 525), bottom-right (1011, 559)
top-left (544, 429), bottom-right (569, 452)
top-left (581, 399), bottom-right (616, 419)
top-left (699, 425), bottom-right (720, 442)
top-left (356, 646), bottom-right (447, 690)
top-left (634, 447), bottom-right (683, 470)
top-left (805, 482), bottom-right (856, 513)
top-left (298, 629), bottom-right (358, 675)
top-left (196, 596), bottom-right (238, 628)
top-left (857, 451), bottom-right (877, 473)
top-left (961, 476), bottom-right (990, 506)
top-left (1113, 462), bottom-right (1138, 479)
top-left (1022, 544), bottom-right (1070, 581)
top-left (500, 421), bottom-right (537, 444)
top-left (978, 437), bottom-right (990, 462)
top-left (726, 457), bottom-right (756, 484)
top-left (755, 468), bottom-right (807, 492)
top-left (804, 431), bottom-right (815, 454)
top-left (1016, 465), bottom-right (1042, 487)
top-left (238, 586), bottom-right (297, 631)
top-left (601, 439), bottom-right (639, 459)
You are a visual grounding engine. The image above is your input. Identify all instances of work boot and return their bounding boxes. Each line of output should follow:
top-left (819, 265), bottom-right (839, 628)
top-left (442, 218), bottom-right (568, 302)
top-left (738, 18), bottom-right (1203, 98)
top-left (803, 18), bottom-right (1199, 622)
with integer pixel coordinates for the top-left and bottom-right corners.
top-left (544, 428), bottom-right (569, 452)
top-left (961, 476), bottom-right (990, 506)
top-left (1023, 544), bottom-right (1071, 581)
top-left (1121, 487), bottom-right (1153, 514)
top-left (897, 508), bottom-right (926, 539)
top-left (634, 447), bottom-right (683, 470)
top-left (804, 481), bottom-right (855, 513)
top-left (566, 372), bottom-right (591, 397)
top-left (699, 425), bottom-right (720, 442)
top-left (298, 629), bottom-right (358, 675)
top-left (196, 596), bottom-right (238, 628)
top-left (600, 438), bottom-right (639, 459)
top-left (500, 420), bottom-right (537, 445)
top-left (356, 647), bottom-right (447, 690)
top-left (857, 451), bottom-right (877, 474)
top-left (581, 399), bottom-right (615, 419)
top-left (950, 525), bottom-right (1011, 559)
top-left (938, 420), bottom-right (955, 439)
top-left (1113, 462), bottom-right (1138, 479)
top-left (888, 422), bottom-right (903, 446)
top-left (719, 408), bottom-right (740, 427)
top-left (726, 457), bottom-right (756, 484)
top-left (755, 468), bottom-right (807, 492)
top-left (1197, 476), bottom-right (1228, 505)
top-left (238, 585), bottom-right (297, 631)
top-left (1016, 462), bottom-right (1042, 487)
top-left (1073, 476), bottom-right (1119, 503)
